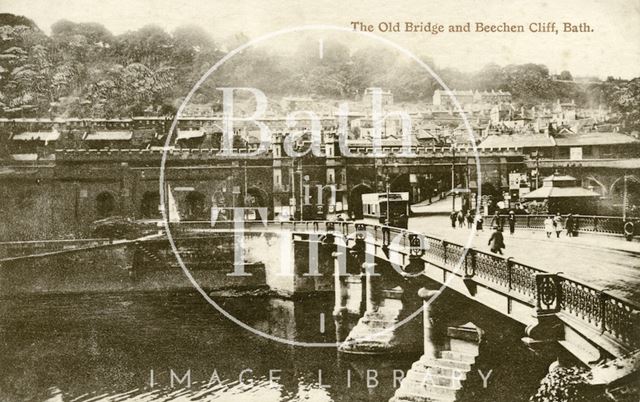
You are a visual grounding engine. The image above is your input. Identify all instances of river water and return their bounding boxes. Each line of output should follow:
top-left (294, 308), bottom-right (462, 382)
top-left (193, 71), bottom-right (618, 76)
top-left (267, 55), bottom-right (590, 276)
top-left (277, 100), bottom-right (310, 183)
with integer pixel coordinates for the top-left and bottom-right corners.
top-left (0, 290), bottom-right (551, 401)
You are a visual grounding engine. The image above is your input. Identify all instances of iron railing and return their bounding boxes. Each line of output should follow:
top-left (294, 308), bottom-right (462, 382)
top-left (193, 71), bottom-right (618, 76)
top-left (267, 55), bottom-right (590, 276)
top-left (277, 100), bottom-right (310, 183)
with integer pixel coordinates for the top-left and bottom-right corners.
top-left (484, 214), bottom-right (636, 236)
top-left (167, 219), bottom-right (638, 349)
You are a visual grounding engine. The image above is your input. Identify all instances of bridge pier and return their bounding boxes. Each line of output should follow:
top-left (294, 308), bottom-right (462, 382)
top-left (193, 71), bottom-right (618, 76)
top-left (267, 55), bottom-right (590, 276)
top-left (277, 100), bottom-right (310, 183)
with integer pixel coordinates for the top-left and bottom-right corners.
top-left (391, 287), bottom-right (483, 402)
top-left (338, 261), bottom-right (422, 355)
top-left (332, 251), bottom-right (349, 317)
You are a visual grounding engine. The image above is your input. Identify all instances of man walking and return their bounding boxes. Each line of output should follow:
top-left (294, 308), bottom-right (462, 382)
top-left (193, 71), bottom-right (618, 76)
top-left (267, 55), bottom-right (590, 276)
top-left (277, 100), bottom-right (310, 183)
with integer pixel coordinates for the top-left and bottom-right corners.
top-left (457, 210), bottom-right (465, 228)
top-left (507, 210), bottom-right (516, 235)
top-left (565, 214), bottom-right (574, 237)
top-left (488, 227), bottom-right (505, 255)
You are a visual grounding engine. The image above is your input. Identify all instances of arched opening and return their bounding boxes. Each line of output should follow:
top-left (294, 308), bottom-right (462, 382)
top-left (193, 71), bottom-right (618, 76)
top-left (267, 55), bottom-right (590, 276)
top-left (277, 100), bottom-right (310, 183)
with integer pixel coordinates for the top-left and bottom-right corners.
top-left (610, 175), bottom-right (640, 217)
top-left (480, 182), bottom-right (499, 198)
top-left (96, 191), bottom-right (116, 218)
top-left (349, 183), bottom-right (373, 219)
top-left (321, 185), bottom-right (338, 213)
top-left (140, 191), bottom-right (160, 219)
top-left (245, 187), bottom-right (268, 208)
top-left (245, 187), bottom-right (270, 220)
top-left (185, 191), bottom-right (206, 220)
top-left (389, 174), bottom-right (411, 193)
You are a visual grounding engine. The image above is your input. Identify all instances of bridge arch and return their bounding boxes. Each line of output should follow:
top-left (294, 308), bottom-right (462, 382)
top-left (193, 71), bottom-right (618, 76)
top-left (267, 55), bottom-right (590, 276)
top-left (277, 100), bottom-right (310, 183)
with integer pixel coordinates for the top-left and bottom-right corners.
top-left (246, 186), bottom-right (269, 208)
top-left (96, 191), bottom-right (117, 218)
top-left (609, 174), bottom-right (640, 196)
top-left (609, 175), bottom-right (640, 214)
top-left (349, 183), bottom-right (373, 219)
top-left (140, 191), bottom-right (160, 218)
top-left (185, 191), bottom-right (206, 220)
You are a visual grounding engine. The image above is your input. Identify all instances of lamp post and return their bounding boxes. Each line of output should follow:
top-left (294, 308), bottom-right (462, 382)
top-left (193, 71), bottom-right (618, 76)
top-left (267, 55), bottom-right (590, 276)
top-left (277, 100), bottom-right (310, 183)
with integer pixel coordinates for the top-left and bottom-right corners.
top-left (623, 173), bottom-right (628, 221)
top-left (374, 155), bottom-right (378, 193)
top-left (385, 182), bottom-right (390, 225)
top-left (296, 159), bottom-right (309, 221)
top-left (535, 148), bottom-right (540, 190)
top-left (243, 161), bottom-right (249, 219)
top-left (451, 143), bottom-right (457, 212)
top-left (297, 160), bottom-right (303, 220)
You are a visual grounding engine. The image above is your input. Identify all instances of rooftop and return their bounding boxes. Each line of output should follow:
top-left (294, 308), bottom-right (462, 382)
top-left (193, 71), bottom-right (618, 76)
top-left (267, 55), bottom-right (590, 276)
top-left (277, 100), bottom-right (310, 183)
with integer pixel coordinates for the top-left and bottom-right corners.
top-left (479, 134), bottom-right (553, 148)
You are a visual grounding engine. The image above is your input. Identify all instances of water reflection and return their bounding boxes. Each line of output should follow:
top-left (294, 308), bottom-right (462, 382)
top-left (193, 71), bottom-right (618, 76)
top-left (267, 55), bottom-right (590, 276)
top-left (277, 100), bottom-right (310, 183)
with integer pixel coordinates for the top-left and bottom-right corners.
top-left (0, 289), bottom-right (549, 401)
top-left (0, 292), bottom-right (407, 401)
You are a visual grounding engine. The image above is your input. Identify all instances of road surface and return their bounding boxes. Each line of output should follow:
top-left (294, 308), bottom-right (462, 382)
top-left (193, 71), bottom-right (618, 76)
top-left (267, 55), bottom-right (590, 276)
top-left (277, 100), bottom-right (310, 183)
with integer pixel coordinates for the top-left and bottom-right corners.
top-left (405, 214), bottom-right (640, 304)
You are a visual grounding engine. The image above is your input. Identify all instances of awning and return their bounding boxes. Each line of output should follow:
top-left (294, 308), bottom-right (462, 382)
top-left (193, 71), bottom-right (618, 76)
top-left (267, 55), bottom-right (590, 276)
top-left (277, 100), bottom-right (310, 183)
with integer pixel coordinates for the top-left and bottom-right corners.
top-left (84, 131), bottom-right (133, 141)
top-left (12, 130), bottom-right (60, 142)
top-left (523, 186), bottom-right (600, 199)
top-left (176, 128), bottom-right (205, 140)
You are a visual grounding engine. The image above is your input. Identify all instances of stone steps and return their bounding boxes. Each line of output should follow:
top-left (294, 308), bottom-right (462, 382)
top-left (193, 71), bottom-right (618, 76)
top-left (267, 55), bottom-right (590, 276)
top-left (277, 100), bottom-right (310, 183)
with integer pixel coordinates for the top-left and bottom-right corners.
top-left (440, 351), bottom-right (478, 363)
top-left (421, 357), bottom-right (473, 371)
top-left (409, 362), bottom-right (468, 380)
top-left (404, 369), bottom-right (464, 388)
top-left (393, 346), bottom-right (478, 402)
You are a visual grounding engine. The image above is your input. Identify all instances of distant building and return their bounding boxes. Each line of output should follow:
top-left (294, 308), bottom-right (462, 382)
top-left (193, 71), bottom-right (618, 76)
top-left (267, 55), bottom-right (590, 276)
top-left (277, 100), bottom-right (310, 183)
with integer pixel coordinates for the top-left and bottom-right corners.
top-left (490, 104), bottom-right (515, 124)
top-left (433, 89), bottom-right (511, 107)
top-left (475, 90), bottom-right (512, 104)
top-left (433, 90), bottom-right (474, 107)
top-left (362, 88), bottom-right (393, 107)
top-left (281, 97), bottom-right (315, 112)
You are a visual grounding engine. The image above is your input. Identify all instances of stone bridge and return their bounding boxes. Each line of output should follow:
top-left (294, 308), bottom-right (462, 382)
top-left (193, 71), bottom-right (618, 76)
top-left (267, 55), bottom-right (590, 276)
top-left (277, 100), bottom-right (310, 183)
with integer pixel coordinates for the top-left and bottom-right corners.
top-left (0, 219), bottom-right (638, 400)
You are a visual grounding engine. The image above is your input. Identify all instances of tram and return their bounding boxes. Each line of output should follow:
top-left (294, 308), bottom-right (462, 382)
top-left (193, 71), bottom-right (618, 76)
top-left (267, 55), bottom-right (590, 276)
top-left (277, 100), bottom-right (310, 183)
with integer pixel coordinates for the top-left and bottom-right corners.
top-left (361, 192), bottom-right (410, 228)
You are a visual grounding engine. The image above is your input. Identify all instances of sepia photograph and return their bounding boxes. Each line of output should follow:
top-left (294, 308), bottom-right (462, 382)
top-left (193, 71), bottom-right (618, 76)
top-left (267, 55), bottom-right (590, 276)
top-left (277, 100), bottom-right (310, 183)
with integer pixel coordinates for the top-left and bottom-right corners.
top-left (0, 1), bottom-right (638, 401)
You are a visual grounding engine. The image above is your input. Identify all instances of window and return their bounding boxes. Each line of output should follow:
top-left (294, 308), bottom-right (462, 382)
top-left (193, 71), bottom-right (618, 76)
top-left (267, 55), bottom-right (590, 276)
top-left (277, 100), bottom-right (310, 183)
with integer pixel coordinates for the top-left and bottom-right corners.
top-left (274, 170), bottom-right (282, 186)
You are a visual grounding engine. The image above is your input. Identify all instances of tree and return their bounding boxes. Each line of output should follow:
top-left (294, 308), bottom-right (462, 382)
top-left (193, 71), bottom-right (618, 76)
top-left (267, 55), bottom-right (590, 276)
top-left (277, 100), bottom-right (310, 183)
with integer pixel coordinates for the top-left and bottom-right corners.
top-left (558, 70), bottom-right (573, 81)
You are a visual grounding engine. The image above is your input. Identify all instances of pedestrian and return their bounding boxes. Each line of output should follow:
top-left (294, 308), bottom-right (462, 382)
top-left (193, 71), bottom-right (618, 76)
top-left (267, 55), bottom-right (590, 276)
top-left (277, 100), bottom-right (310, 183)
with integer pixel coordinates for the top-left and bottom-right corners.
top-left (457, 210), bottom-right (464, 228)
top-left (466, 210), bottom-right (473, 229)
top-left (544, 215), bottom-right (554, 238)
top-left (565, 214), bottom-right (574, 237)
top-left (488, 227), bottom-right (505, 255)
top-left (450, 211), bottom-right (457, 228)
top-left (553, 213), bottom-right (564, 239)
top-left (475, 214), bottom-right (484, 233)
top-left (490, 211), bottom-right (502, 230)
top-left (507, 210), bottom-right (516, 235)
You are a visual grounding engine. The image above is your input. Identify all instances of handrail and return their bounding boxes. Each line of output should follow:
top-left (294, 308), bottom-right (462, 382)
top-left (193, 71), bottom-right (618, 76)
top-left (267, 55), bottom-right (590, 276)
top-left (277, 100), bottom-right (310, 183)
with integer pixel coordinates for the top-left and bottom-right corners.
top-left (4, 219), bottom-right (637, 350)
top-left (484, 214), bottom-right (638, 236)
top-left (166, 219), bottom-right (639, 349)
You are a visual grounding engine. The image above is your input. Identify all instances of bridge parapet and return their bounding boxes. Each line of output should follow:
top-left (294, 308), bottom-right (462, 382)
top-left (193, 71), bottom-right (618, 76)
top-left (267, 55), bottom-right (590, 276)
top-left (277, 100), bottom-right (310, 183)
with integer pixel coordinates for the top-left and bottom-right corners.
top-left (487, 214), bottom-right (638, 237)
top-left (167, 219), bottom-right (640, 355)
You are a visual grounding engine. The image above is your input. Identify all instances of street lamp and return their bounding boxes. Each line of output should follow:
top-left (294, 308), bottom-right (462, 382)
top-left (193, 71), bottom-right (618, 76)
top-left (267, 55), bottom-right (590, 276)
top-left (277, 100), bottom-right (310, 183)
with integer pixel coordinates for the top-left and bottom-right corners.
top-left (296, 162), bottom-right (303, 220)
top-left (385, 182), bottom-right (390, 226)
top-left (451, 143), bottom-right (457, 212)
top-left (295, 159), bottom-right (308, 221)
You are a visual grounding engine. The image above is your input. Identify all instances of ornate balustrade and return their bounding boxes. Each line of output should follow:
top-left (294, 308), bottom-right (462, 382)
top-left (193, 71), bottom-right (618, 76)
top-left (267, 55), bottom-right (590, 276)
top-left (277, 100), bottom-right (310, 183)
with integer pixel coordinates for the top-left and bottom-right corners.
top-left (485, 214), bottom-right (634, 236)
top-left (161, 219), bottom-right (639, 349)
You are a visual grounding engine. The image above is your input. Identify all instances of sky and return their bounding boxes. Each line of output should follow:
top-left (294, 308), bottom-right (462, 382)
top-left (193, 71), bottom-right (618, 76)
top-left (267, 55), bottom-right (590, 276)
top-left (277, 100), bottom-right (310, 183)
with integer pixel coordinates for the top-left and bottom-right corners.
top-left (2, 0), bottom-right (640, 79)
